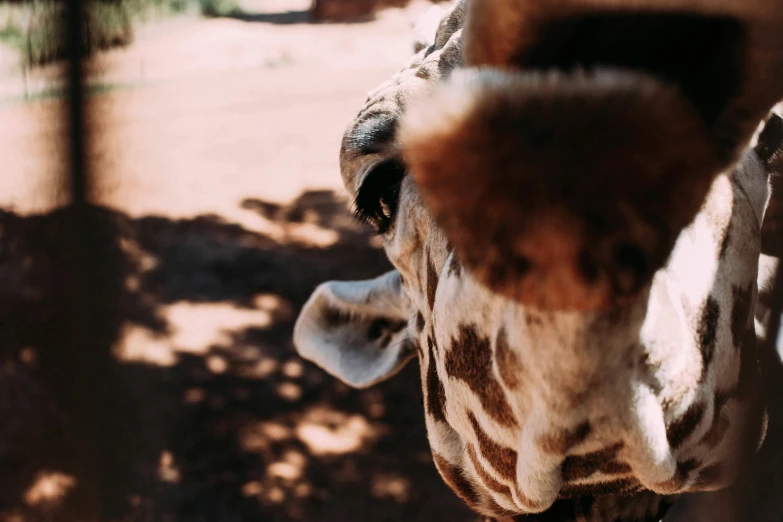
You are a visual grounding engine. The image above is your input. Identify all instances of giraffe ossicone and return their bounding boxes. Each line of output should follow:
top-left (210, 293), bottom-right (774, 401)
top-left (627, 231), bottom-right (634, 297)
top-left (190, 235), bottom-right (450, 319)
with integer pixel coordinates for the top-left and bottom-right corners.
top-left (294, 0), bottom-right (783, 519)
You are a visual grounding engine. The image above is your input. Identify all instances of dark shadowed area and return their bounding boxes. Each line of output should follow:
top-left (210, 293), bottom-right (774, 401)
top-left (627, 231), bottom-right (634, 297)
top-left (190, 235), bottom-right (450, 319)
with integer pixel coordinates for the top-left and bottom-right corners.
top-left (0, 193), bottom-right (474, 521)
top-left (0, 1), bottom-right (476, 520)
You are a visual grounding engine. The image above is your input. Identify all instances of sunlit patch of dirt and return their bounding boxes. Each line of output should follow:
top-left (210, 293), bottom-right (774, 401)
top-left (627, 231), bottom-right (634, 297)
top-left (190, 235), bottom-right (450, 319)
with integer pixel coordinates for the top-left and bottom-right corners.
top-left (285, 222), bottom-right (340, 247)
top-left (240, 405), bottom-right (382, 458)
top-left (294, 405), bottom-right (383, 456)
top-left (267, 450), bottom-right (307, 481)
top-left (276, 381), bottom-right (304, 401)
top-left (23, 472), bottom-right (76, 507)
top-left (240, 421), bottom-right (294, 453)
top-left (18, 347), bottom-right (37, 366)
top-left (0, 181), bottom-right (470, 522)
top-left (158, 450), bottom-right (181, 484)
top-left (114, 300), bottom-right (279, 365)
top-left (371, 472), bottom-right (410, 503)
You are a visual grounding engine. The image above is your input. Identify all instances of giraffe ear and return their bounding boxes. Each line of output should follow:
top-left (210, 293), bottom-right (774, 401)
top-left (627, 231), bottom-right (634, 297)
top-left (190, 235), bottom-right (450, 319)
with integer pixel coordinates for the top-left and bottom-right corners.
top-left (293, 270), bottom-right (416, 389)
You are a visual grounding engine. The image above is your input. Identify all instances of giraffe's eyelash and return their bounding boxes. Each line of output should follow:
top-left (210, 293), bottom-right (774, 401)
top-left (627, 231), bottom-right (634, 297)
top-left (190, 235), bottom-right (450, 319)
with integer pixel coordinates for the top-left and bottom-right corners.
top-left (353, 159), bottom-right (406, 235)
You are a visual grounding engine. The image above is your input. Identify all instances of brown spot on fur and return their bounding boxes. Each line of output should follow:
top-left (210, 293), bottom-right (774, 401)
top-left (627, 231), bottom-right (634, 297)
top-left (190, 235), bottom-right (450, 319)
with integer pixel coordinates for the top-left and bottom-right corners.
top-left (433, 453), bottom-right (481, 510)
top-left (654, 458), bottom-right (701, 493)
top-left (495, 328), bottom-right (522, 389)
top-left (561, 442), bottom-right (630, 481)
top-left (416, 67), bottom-right (431, 80)
top-left (466, 444), bottom-right (511, 495)
top-left (702, 414), bottom-right (729, 448)
top-left (415, 311), bottom-right (425, 333)
top-left (448, 251), bottom-right (462, 278)
top-left (427, 252), bottom-right (439, 311)
top-left (447, 325), bottom-right (516, 425)
top-left (730, 283), bottom-right (753, 348)
top-left (524, 313), bottom-right (543, 328)
top-left (426, 338), bottom-right (448, 423)
top-left (695, 463), bottom-right (723, 487)
top-left (714, 391), bottom-right (731, 414)
top-left (702, 395), bottom-right (731, 449)
top-left (559, 478), bottom-right (642, 498)
top-left (667, 402), bottom-right (705, 448)
top-left (513, 487), bottom-right (546, 512)
top-left (484, 499), bottom-right (509, 519)
top-left (539, 422), bottom-right (592, 455)
top-left (468, 413), bottom-right (517, 480)
top-left (414, 313), bottom-right (425, 357)
top-left (697, 297), bottom-right (720, 377)
top-left (677, 459), bottom-right (701, 482)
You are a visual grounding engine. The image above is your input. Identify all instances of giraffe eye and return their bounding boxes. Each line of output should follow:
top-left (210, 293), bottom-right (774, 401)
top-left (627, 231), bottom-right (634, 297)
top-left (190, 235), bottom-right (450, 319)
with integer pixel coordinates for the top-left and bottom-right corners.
top-left (353, 159), bottom-right (406, 235)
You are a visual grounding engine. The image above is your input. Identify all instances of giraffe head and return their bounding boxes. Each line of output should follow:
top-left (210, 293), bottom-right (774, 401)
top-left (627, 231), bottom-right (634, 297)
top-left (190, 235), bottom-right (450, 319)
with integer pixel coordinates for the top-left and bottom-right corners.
top-left (295, 0), bottom-right (783, 518)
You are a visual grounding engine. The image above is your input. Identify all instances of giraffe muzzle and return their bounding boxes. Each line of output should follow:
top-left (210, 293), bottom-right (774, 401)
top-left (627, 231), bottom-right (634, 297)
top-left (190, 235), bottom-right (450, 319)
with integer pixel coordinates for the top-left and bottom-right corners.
top-left (401, 68), bottom-right (723, 311)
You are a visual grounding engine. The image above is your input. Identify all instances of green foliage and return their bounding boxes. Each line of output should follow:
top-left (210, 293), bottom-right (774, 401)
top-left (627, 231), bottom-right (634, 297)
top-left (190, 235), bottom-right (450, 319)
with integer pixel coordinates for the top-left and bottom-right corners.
top-left (0, 1), bottom-right (135, 66)
top-left (0, 5), bottom-right (26, 53)
top-left (25, 2), bottom-right (67, 66)
top-left (198, 0), bottom-right (239, 17)
top-left (0, 0), bottom-right (212, 68)
top-left (0, 17), bottom-right (24, 49)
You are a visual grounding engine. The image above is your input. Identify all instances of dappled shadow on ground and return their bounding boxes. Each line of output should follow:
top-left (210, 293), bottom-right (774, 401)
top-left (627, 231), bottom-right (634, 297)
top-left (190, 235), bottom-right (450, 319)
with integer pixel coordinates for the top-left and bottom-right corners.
top-left (0, 190), bottom-right (474, 522)
top-left (208, 9), bottom-right (315, 24)
top-left (204, 6), bottom-right (380, 25)
top-left (4, 187), bottom-right (782, 522)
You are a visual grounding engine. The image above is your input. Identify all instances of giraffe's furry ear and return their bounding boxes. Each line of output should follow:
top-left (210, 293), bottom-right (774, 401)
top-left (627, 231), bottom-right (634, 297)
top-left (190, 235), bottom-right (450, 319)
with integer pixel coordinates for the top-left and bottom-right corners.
top-left (464, 0), bottom-right (783, 162)
top-left (293, 270), bottom-right (416, 389)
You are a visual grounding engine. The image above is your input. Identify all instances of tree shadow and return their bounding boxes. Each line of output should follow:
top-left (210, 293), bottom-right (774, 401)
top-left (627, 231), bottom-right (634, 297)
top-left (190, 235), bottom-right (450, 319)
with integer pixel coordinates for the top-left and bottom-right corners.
top-left (205, 8), bottom-right (376, 25)
top-left (0, 190), bottom-right (473, 521)
top-left (205, 9), bottom-right (317, 25)
top-left (3, 187), bottom-right (782, 522)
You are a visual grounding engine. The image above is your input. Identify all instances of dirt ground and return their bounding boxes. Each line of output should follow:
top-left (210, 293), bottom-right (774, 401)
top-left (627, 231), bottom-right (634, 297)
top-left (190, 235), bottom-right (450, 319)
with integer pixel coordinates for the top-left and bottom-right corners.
top-left (0, 2), bottom-right (476, 521)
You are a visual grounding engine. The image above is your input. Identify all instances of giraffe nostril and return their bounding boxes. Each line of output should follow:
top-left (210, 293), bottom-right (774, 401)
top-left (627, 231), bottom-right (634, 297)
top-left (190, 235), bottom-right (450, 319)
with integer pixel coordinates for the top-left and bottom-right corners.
top-left (585, 211), bottom-right (610, 234)
top-left (577, 250), bottom-right (600, 285)
top-left (513, 256), bottom-right (531, 277)
top-left (614, 242), bottom-right (648, 293)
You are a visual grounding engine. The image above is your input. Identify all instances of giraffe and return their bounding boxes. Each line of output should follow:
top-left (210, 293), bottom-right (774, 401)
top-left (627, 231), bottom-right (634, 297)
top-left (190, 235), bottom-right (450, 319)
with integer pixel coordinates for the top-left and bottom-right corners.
top-left (293, 0), bottom-right (783, 520)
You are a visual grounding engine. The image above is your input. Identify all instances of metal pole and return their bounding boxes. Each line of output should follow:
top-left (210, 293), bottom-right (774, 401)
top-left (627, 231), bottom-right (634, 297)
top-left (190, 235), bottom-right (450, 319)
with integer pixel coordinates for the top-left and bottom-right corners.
top-left (59, 0), bottom-right (108, 519)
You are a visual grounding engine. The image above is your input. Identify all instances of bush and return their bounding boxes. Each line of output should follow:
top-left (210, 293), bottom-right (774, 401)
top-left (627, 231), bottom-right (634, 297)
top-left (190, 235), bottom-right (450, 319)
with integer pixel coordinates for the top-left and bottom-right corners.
top-left (0, 1), bottom-right (134, 66)
top-left (0, 0), bottom-right (199, 67)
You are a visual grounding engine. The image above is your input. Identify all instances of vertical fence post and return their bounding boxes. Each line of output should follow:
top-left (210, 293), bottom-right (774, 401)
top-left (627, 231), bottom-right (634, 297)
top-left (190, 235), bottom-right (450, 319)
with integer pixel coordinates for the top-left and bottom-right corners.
top-left (59, 0), bottom-right (111, 519)
top-left (67, 0), bottom-right (88, 205)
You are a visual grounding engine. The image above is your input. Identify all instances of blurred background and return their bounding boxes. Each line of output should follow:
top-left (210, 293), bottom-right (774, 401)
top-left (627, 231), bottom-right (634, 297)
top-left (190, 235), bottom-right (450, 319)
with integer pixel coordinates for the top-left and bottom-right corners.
top-left (0, 0), bottom-right (477, 520)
